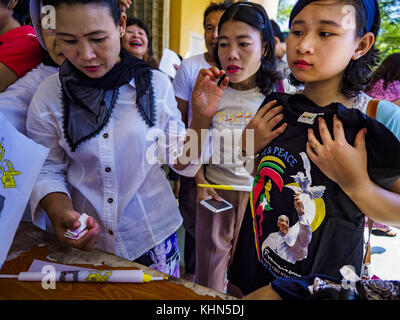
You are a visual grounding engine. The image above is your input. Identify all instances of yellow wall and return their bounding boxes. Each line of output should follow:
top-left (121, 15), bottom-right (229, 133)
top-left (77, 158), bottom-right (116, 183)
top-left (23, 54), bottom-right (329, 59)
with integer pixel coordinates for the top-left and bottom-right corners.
top-left (170, 0), bottom-right (211, 58)
top-left (169, 0), bottom-right (279, 57)
top-left (169, 0), bottom-right (183, 56)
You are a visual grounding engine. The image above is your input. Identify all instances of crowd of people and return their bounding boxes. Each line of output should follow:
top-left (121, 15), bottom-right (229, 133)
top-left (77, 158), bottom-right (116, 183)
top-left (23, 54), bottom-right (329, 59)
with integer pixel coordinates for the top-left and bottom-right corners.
top-left (0, 0), bottom-right (399, 300)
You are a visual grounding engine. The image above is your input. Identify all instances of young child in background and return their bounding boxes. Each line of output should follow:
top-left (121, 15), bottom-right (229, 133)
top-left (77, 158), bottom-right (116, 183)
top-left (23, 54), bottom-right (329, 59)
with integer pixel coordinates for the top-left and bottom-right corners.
top-left (366, 52), bottom-right (400, 105)
top-left (270, 19), bottom-right (299, 93)
top-left (0, 0), bottom-right (42, 91)
top-left (0, 0), bottom-right (65, 135)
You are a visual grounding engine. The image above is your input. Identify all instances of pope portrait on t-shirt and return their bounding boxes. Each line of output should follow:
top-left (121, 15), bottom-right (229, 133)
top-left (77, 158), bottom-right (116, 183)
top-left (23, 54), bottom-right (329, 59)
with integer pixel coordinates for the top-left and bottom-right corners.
top-left (253, 147), bottom-right (327, 274)
top-left (261, 193), bottom-right (313, 265)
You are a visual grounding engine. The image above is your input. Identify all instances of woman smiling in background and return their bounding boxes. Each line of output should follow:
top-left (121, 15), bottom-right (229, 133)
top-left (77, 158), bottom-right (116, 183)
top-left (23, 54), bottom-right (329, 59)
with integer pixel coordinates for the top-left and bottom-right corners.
top-left (122, 17), bottom-right (159, 69)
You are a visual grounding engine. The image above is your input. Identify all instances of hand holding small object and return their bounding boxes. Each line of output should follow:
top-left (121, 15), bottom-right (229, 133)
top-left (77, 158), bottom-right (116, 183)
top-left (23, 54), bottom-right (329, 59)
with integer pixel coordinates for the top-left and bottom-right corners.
top-left (196, 181), bottom-right (222, 203)
top-left (53, 209), bottom-right (100, 251)
top-left (191, 67), bottom-right (229, 124)
top-left (64, 213), bottom-right (90, 240)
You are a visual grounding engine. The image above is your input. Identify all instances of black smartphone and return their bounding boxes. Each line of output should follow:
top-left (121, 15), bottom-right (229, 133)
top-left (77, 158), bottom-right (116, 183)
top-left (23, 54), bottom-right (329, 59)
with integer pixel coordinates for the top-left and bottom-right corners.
top-left (217, 74), bottom-right (227, 87)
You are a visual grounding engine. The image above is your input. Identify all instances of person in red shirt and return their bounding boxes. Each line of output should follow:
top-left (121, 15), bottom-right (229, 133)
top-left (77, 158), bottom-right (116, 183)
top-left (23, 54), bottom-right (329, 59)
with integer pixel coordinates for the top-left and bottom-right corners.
top-left (0, 0), bottom-right (42, 92)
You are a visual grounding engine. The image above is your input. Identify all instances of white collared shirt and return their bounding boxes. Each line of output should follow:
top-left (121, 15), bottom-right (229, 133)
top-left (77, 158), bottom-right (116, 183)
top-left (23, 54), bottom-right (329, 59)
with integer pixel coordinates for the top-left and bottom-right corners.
top-left (26, 70), bottom-right (200, 261)
top-left (0, 63), bottom-right (58, 134)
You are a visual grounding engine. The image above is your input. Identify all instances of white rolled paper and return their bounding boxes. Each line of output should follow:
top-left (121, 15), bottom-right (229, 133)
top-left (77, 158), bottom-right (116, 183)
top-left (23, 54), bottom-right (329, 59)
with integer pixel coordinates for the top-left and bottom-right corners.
top-left (16, 269), bottom-right (165, 283)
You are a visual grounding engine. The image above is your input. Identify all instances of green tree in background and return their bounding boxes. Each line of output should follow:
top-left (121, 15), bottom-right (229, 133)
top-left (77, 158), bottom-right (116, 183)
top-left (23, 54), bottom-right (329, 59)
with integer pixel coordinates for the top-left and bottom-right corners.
top-left (276, 0), bottom-right (293, 31)
top-left (376, 0), bottom-right (400, 59)
top-left (276, 0), bottom-right (400, 60)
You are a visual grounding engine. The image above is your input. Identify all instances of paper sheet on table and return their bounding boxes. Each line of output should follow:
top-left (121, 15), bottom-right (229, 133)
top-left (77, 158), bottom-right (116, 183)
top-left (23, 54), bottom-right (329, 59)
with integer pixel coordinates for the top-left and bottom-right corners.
top-left (0, 114), bottom-right (49, 270)
top-left (28, 259), bottom-right (90, 272)
top-left (159, 48), bottom-right (181, 79)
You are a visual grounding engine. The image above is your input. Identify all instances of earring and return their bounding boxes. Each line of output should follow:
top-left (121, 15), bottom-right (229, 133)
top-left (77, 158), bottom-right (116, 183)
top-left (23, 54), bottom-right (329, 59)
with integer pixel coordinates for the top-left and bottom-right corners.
top-left (120, 32), bottom-right (125, 38)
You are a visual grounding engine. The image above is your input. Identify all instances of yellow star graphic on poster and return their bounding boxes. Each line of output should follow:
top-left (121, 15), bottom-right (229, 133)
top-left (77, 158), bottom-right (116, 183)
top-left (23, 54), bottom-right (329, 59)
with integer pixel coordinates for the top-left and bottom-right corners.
top-left (0, 141), bottom-right (22, 189)
top-left (1, 160), bottom-right (21, 189)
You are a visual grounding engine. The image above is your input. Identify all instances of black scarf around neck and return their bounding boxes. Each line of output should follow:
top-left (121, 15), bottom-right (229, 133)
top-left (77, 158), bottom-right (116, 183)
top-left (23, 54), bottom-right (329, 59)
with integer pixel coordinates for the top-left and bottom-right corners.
top-left (59, 49), bottom-right (156, 152)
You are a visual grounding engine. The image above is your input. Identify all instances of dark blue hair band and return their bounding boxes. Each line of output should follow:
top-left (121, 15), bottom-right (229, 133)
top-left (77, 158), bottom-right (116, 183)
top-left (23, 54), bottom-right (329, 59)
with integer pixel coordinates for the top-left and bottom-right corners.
top-left (289, 0), bottom-right (376, 34)
top-left (361, 0), bottom-right (376, 33)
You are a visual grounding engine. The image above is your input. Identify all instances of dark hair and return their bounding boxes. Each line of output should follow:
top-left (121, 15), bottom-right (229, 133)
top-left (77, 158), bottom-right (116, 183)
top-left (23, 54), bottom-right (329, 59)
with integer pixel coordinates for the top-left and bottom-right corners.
top-left (203, 0), bottom-right (234, 28)
top-left (367, 52), bottom-right (400, 91)
top-left (214, 1), bottom-right (281, 95)
top-left (270, 20), bottom-right (285, 43)
top-left (288, 0), bottom-right (381, 99)
top-left (126, 18), bottom-right (154, 56)
top-left (0, 0), bottom-right (10, 7)
top-left (42, 0), bottom-right (121, 26)
top-left (0, 0), bottom-right (30, 24)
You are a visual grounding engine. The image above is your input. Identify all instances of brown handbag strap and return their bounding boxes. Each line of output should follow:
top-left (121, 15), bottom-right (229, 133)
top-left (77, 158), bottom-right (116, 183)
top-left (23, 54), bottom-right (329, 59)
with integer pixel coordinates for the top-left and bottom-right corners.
top-left (363, 218), bottom-right (374, 264)
top-left (362, 99), bottom-right (379, 265)
top-left (366, 99), bottom-right (379, 119)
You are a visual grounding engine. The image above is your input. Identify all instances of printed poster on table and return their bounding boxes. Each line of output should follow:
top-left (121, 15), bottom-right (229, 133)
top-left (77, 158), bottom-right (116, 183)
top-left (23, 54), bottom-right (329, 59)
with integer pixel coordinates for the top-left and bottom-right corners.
top-left (0, 113), bottom-right (49, 269)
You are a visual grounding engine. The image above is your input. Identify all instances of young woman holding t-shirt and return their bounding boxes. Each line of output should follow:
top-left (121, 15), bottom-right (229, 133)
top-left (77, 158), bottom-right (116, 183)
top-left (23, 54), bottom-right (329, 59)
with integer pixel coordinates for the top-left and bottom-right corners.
top-left (227, 0), bottom-right (400, 299)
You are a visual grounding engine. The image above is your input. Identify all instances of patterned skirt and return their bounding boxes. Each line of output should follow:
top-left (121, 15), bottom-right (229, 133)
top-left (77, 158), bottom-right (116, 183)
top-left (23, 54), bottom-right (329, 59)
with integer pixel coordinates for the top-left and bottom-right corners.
top-left (134, 232), bottom-right (180, 277)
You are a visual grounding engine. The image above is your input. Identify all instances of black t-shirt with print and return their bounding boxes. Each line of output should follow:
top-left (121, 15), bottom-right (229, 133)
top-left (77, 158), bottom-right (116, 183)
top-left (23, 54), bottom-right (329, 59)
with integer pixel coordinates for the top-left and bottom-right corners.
top-left (228, 92), bottom-right (400, 296)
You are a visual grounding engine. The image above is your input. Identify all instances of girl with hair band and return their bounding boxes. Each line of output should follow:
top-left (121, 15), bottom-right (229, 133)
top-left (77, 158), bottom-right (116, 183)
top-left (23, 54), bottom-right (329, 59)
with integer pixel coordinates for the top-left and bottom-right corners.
top-left (192, 1), bottom-right (285, 293)
top-left (26, 0), bottom-right (224, 277)
top-left (227, 0), bottom-right (400, 299)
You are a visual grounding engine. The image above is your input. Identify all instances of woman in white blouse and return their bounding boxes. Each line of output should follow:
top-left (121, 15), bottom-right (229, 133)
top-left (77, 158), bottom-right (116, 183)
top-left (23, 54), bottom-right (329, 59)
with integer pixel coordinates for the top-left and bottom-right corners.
top-left (26, 0), bottom-right (227, 276)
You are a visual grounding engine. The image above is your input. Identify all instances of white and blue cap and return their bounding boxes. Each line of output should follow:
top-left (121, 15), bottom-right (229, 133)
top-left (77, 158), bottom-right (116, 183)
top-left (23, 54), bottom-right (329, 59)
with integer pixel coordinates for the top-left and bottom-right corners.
top-left (30, 0), bottom-right (46, 50)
